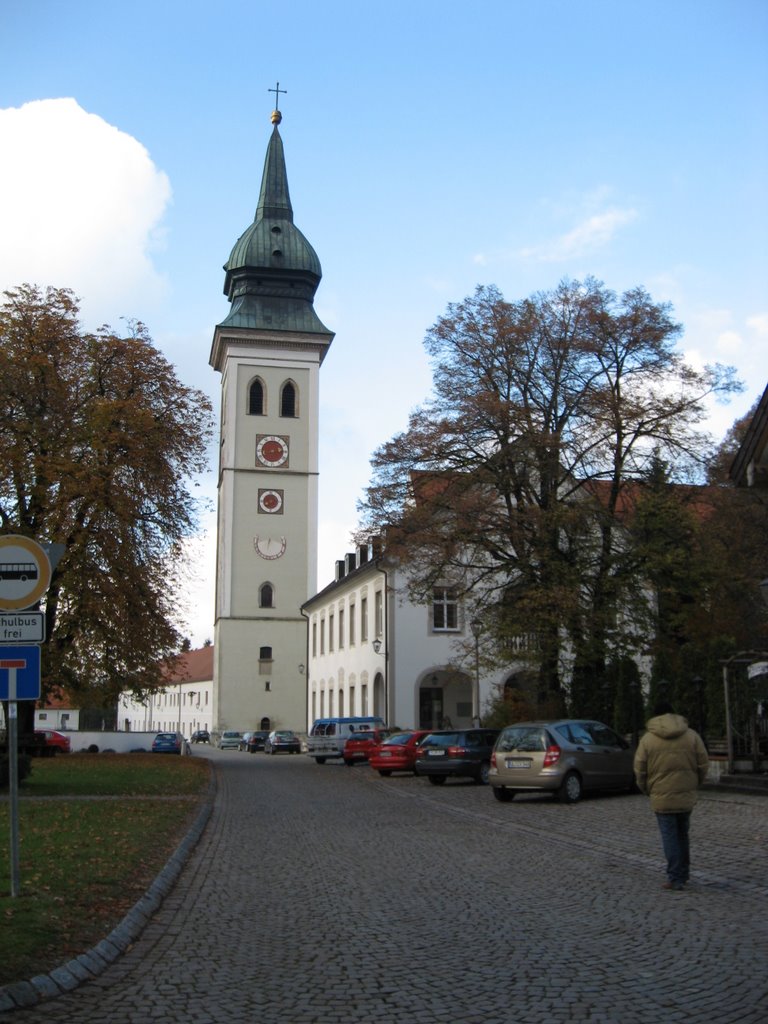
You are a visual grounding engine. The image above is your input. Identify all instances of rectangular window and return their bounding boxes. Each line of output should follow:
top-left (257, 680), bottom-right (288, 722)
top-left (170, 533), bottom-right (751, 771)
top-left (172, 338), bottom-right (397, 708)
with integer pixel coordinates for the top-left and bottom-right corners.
top-left (374, 590), bottom-right (383, 638)
top-left (339, 608), bottom-right (345, 649)
top-left (349, 602), bottom-right (356, 645)
top-left (433, 587), bottom-right (459, 631)
top-left (320, 618), bottom-right (325, 655)
top-left (361, 597), bottom-right (368, 642)
top-left (329, 613), bottom-right (334, 653)
top-left (312, 621), bottom-right (317, 657)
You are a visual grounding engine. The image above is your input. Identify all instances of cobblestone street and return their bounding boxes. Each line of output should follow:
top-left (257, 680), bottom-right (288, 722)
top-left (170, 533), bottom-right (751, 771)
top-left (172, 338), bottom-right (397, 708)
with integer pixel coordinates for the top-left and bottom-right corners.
top-left (4, 749), bottom-right (767, 1023)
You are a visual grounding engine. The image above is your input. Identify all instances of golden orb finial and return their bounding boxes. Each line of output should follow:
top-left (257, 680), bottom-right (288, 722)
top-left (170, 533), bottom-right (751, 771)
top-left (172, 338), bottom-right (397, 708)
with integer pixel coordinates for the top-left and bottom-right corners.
top-left (268, 82), bottom-right (287, 126)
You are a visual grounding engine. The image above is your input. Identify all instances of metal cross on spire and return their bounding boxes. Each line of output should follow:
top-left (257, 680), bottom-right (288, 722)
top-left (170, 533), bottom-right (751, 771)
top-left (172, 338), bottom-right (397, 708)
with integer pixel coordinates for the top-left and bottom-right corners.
top-left (268, 81), bottom-right (287, 110)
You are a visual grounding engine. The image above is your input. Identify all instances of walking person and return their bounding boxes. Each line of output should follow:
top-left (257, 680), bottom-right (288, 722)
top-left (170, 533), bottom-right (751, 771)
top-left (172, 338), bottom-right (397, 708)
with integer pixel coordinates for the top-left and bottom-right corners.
top-left (634, 700), bottom-right (709, 891)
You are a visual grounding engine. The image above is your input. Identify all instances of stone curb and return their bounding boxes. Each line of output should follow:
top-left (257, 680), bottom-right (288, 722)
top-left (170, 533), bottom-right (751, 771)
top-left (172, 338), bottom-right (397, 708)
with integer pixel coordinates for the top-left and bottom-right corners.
top-left (0, 771), bottom-right (216, 1014)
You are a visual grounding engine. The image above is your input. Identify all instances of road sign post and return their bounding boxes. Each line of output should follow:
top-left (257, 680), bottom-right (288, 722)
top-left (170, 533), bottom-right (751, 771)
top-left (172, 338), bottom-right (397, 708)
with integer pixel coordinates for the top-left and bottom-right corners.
top-left (0, 536), bottom-right (53, 900)
top-left (2, 657), bottom-right (28, 898)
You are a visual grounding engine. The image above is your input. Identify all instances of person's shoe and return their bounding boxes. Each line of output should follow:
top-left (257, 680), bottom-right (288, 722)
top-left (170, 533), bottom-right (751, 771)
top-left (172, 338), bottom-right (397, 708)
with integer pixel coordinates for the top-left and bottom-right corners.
top-left (662, 881), bottom-right (685, 891)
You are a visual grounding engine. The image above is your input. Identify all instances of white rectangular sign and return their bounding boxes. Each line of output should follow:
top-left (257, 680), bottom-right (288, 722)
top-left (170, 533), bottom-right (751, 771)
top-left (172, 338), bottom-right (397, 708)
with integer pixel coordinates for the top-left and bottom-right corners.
top-left (0, 611), bottom-right (45, 644)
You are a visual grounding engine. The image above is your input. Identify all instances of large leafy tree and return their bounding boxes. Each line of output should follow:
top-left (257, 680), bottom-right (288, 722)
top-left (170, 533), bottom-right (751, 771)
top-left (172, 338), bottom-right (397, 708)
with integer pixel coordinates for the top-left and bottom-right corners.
top-left (358, 278), bottom-right (741, 716)
top-left (0, 284), bottom-right (213, 719)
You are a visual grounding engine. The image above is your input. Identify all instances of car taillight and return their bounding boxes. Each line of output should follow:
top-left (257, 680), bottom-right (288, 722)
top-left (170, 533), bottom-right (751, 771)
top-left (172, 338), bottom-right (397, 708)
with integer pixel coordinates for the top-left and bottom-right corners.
top-left (491, 752), bottom-right (498, 768)
top-left (542, 745), bottom-right (561, 767)
top-left (447, 746), bottom-right (467, 756)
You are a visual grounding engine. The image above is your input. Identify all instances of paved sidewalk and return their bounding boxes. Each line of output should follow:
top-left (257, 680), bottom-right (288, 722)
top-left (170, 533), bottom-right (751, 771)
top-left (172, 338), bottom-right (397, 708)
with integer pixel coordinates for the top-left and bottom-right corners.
top-left (2, 749), bottom-right (767, 1022)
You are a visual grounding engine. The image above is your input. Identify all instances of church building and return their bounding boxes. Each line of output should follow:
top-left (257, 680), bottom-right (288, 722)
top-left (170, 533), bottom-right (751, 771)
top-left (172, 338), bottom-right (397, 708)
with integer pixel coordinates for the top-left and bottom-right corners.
top-left (208, 105), bottom-right (333, 735)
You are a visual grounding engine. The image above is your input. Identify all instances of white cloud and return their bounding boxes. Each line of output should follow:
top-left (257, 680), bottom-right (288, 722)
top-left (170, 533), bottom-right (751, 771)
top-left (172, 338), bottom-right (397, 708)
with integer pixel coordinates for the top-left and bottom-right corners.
top-left (747, 313), bottom-right (768, 336)
top-left (518, 206), bottom-right (638, 263)
top-left (0, 98), bottom-right (171, 327)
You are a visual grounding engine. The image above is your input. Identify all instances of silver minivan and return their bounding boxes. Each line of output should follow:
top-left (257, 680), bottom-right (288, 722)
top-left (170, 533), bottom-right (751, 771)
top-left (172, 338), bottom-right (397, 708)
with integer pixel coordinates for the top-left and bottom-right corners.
top-left (489, 719), bottom-right (635, 804)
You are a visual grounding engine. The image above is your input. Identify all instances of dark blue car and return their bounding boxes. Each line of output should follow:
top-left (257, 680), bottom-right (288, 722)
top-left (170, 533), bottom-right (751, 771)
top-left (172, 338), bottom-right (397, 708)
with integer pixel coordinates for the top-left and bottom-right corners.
top-left (151, 731), bottom-right (186, 754)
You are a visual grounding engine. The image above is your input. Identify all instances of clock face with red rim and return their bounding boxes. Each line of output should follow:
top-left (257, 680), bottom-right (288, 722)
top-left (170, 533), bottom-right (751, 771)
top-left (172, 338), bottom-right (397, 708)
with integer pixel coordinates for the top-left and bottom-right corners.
top-left (258, 489), bottom-right (284, 514)
top-left (256, 434), bottom-right (289, 467)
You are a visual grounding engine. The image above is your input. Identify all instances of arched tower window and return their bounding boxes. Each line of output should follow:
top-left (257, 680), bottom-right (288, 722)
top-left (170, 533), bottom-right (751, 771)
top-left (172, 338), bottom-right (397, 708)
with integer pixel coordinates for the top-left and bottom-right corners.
top-left (259, 583), bottom-right (274, 608)
top-left (280, 381), bottom-right (297, 418)
top-left (248, 378), bottom-right (265, 415)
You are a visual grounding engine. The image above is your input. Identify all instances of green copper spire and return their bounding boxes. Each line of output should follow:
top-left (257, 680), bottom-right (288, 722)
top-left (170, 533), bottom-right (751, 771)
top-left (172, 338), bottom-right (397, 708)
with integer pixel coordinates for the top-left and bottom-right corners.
top-left (218, 109), bottom-right (330, 336)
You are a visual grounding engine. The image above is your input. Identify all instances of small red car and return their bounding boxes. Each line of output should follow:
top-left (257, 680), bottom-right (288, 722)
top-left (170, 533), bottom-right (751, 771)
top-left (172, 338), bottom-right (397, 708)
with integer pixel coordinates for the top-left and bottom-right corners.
top-left (34, 730), bottom-right (71, 755)
top-left (367, 730), bottom-right (431, 775)
top-left (343, 728), bottom-right (394, 767)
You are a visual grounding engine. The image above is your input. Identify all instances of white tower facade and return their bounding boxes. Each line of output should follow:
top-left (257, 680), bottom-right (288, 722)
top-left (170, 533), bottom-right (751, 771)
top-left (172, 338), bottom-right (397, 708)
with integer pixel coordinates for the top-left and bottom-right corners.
top-left (209, 109), bottom-right (333, 735)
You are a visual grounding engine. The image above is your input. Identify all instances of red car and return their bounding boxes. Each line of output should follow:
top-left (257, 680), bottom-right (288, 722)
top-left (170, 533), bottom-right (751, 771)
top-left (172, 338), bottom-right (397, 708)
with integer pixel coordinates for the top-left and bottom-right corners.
top-left (343, 728), bottom-right (394, 767)
top-left (34, 730), bottom-right (71, 755)
top-left (368, 730), bottom-right (431, 776)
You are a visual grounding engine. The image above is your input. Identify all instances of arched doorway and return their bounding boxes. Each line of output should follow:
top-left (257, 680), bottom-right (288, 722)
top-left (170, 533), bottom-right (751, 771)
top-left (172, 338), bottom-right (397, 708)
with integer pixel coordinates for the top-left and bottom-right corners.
top-left (418, 670), bottom-right (473, 730)
top-left (373, 672), bottom-right (386, 719)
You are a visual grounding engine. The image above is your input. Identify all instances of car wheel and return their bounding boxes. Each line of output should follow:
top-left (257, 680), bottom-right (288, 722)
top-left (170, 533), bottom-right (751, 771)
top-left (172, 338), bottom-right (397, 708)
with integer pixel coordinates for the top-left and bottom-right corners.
top-left (475, 762), bottom-right (491, 785)
top-left (315, 757), bottom-right (326, 765)
top-left (557, 771), bottom-right (583, 804)
top-left (378, 770), bottom-right (392, 777)
top-left (492, 786), bottom-right (515, 802)
top-left (428, 775), bottom-right (446, 785)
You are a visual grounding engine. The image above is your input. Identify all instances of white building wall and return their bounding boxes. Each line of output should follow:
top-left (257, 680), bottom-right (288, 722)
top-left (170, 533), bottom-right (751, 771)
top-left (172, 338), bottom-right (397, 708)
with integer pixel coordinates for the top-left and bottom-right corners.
top-left (118, 680), bottom-right (213, 738)
top-left (305, 556), bottom-right (514, 732)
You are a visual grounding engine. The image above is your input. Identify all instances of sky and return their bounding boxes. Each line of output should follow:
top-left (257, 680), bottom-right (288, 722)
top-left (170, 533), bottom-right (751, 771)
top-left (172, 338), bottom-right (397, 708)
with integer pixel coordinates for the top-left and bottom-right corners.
top-left (1, 0), bottom-right (766, 647)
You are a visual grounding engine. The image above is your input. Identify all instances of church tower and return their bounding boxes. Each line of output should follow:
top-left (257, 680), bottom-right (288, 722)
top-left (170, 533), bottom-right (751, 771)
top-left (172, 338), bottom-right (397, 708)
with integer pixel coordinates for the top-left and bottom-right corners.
top-left (209, 104), bottom-right (334, 735)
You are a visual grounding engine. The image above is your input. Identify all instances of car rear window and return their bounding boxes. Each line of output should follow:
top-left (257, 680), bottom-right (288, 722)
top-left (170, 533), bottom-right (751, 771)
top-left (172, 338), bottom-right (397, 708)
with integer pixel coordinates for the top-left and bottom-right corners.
top-left (497, 727), bottom-right (547, 753)
top-left (382, 733), bottom-right (413, 747)
top-left (156, 733), bottom-right (176, 741)
top-left (422, 733), bottom-right (459, 748)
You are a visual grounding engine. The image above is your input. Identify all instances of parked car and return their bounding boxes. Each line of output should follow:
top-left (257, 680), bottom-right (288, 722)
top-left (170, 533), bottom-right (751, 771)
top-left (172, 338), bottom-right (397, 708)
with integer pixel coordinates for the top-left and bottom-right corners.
top-left (34, 729), bottom-right (71, 755)
top-left (239, 731), bottom-right (255, 751)
top-left (489, 719), bottom-right (635, 804)
top-left (415, 729), bottom-right (500, 785)
top-left (191, 729), bottom-right (210, 744)
top-left (218, 730), bottom-right (243, 750)
top-left (247, 731), bottom-right (270, 752)
top-left (264, 730), bottom-right (301, 754)
top-left (368, 730), bottom-right (431, 775)
top-left (151, 731), bottom-right (186, 755)
top-left (343, 728), bottom-right (394, 766)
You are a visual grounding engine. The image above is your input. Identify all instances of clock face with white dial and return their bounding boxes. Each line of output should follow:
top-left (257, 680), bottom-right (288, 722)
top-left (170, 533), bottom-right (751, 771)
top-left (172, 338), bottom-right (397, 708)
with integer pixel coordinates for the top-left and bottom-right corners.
top-left (258, 489), bottom-right (284, 514)
top-left (256, 434), bottom-right (289, 467)
top-left (254, 535), bottom-right (287, 560)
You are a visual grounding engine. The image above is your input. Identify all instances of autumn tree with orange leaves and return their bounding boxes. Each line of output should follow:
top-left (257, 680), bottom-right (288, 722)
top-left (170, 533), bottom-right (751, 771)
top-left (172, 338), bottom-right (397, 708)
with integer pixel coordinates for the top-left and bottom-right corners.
top-left (0, 284), bottom-right (213, 725)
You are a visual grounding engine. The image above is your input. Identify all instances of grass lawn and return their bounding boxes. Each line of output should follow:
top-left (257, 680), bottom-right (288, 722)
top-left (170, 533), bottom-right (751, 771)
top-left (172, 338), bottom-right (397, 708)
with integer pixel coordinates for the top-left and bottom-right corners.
top-left (0, 753), bottom-right (211, 987)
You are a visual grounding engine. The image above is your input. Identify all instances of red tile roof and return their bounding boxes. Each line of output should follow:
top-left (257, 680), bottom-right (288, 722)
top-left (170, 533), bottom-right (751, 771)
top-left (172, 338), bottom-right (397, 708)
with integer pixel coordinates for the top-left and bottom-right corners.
top-left (160, 646), bottom-right (214, 685)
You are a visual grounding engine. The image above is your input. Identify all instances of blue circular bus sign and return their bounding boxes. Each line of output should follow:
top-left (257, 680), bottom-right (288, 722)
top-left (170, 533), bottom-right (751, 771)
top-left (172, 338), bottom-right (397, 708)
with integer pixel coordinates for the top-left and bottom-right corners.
top-left (0, 536), bottom-right (52, 611)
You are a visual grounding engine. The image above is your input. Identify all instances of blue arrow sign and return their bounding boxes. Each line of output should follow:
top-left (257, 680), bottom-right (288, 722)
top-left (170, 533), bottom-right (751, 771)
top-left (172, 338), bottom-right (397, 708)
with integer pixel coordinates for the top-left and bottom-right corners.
top-left (0, 645), bottom-right (41, 700)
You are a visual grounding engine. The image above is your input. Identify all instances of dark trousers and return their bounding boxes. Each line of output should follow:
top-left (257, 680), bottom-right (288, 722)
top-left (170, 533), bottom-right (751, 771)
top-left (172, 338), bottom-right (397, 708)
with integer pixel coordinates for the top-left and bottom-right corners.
top-left (655, 811), bottom-right (691, 885)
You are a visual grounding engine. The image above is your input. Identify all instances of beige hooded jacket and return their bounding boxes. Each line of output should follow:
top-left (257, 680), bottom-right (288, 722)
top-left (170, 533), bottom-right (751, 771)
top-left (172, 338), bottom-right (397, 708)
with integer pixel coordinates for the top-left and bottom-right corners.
top-left (633, 713), bottom-right (709, 813)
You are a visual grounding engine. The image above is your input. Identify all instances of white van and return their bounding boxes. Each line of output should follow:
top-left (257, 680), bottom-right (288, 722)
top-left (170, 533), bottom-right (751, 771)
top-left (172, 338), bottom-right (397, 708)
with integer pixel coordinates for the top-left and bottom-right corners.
top-left (306, 716), bottom-right (386, 763)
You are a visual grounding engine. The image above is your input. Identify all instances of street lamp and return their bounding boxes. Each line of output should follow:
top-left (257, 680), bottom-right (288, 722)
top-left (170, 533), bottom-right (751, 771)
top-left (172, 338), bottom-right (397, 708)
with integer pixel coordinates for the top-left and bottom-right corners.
top-left (371, 638), bottom-right (388, 723)
top-left (692, 675), bottom-right (706, 740)
top-left (470, 617), bottom-right (482, 728)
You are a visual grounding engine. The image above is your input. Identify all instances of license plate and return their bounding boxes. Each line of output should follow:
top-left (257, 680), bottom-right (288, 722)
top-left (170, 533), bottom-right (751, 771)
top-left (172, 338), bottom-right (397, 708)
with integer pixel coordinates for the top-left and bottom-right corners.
top-left (505, 758), bottom-right (531, 769)
top-left (379, 751), bottom-right (391, 758)
top-left (428, 749), bottom-right (446, 756)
